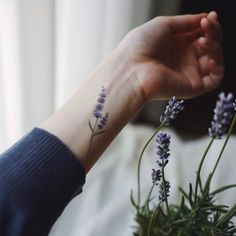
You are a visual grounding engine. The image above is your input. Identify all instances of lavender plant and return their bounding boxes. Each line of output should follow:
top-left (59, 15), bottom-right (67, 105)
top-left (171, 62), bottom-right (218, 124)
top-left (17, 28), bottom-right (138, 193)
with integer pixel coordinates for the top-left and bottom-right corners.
top-left (160, 97), bottom-right (184, 125)
top-left (135, 97), bottom-right (184, 208)
top-left (131, 92), bottom-right (236, 235)
top-left (209, 92), bottom-right (234, 139)
top-left (152, 132), bottom-right (171, 203)
top-left (87, 86), bottom-right (108, 159)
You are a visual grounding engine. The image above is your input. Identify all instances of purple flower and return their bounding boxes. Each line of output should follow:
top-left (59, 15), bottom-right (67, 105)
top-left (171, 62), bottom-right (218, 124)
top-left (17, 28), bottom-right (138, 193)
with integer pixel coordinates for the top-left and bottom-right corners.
top-left (156, 132), bottom-right (171, 168)
top-left (160, 96), bottom-right (184, 125)
top-left (93, 86), bottom-right (106, 118)
top-left (151, 132), bottom-right (171, 202)
top-left (152, 169), bottom-right (162, 185)
top-left (97, 113), bottom-right (109, 130)
top-left (209, 92), bottom-right (234, 139)
top-left (159, 181), bottom-right (170, 202)
top-left (233, 100), bottom-right (236, 111)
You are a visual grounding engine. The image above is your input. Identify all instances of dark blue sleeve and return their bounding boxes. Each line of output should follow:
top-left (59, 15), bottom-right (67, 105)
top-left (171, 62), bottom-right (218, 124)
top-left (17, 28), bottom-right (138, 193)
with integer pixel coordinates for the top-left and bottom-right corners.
top-left (0, 128), bottom-right (86, 236)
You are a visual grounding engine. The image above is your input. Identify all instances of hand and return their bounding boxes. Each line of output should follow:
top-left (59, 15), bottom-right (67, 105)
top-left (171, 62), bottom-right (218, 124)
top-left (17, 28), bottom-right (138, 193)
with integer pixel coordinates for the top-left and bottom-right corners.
top-left (117, 11), bottom-right (224, 102)
top-left (40, 12), bottom-right (224, 172)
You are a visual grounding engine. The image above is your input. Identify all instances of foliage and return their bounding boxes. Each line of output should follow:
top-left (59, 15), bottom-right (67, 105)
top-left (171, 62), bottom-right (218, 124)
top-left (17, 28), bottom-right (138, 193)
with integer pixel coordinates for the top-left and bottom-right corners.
top-left (131, 93), bottom-right (236, 236)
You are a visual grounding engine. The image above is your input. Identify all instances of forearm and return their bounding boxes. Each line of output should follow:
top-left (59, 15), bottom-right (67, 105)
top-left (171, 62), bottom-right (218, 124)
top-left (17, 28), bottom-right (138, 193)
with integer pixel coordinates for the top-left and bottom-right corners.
top-left (39, 49), bottom-right (144, 172)
top-left (0, 128), bottom-right (86, 236)
top-left (0, 12), bottom-right (223, 236)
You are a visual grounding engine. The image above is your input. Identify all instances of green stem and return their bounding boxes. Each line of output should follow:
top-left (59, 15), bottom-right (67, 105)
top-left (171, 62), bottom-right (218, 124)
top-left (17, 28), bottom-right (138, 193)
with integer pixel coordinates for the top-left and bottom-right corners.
top-left (212, 113), bottom-right (236, 177)
top-left (161, 166), bottom-right (170, 217)
top-left (206, 113), bottom-right (236, 188)
top-left (137, 124), bottom-right (164, 208)
top-left (194, 138), bottom-right (214, 206)
top-left (147, 203), bottom-right (161, 236)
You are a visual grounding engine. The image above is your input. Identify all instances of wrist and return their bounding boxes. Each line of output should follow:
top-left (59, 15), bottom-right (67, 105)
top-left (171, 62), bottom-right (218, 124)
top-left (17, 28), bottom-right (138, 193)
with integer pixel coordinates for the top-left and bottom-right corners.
top-left (90, 48), bottom-right (147, 110)
top-left (39, 49), bottom-right (146, 172)
top-left (76, 54), bottom-right (146, 170)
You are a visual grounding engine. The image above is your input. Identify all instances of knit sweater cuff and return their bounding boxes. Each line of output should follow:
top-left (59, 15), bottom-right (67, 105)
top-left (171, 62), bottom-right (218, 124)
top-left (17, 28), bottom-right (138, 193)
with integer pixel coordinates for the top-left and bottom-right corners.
top-left (0, 127), bottom-right (86, 233)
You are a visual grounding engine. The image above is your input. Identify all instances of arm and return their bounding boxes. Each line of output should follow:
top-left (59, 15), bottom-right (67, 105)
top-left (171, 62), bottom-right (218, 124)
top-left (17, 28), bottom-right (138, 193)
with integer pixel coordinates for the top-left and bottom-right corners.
top-left (0, 12), bottom-right (223, 235)
top-left (40, 11), bottom-right (223, 172)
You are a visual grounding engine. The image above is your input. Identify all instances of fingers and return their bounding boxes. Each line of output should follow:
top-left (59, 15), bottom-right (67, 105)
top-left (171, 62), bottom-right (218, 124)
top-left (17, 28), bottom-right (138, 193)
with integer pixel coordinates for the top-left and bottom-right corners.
top-left (198, 11), bottom-right (223, 64)
top-left (198, 37), bottom-right (223, 63)
top-left (161, 13), bottom-right (207, 34)
top-left (198, 55), bottom-right (210, 76)
top-left (185, 59), bottom-right (224, 98)
top-left (184, 28), bottom-right (203, 43)
top-left (208, 11), bottom-right (218, 21)
top-left (200, 12), bottom-right (222, 42)
top-left (202, 59), bottom-right (224, 90)
top-left (198, 53), bottom-right (224, 80)
top-left (209, 59), bottom-right (224, 82)
top-left (198, 16), bottom-right (224, 92)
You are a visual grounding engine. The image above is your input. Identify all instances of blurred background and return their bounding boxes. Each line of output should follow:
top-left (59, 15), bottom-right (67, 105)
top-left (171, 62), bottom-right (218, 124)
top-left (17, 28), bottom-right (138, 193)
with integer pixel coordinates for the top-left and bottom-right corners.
top-left (1, 0), bottom-right (236, 150)
top-left (1, 0), bottom-right (236, 235)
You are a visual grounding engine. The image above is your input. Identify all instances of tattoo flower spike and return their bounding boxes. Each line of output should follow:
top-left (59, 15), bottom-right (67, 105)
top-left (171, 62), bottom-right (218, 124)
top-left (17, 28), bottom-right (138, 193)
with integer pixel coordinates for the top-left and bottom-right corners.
top-left (93, 86), bottom-right (106, 119)
top-left (90, 85), bottom-right (109, 133)
top-left (87, 86), bottom-right (109, 159)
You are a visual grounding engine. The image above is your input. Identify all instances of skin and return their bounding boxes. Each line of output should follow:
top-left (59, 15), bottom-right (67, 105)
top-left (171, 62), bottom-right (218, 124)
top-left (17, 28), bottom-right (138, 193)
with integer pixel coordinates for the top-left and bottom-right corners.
top-left (117, 11), bottom-right (224, 101)
top-left (39, 11), bottom-right (223, 172)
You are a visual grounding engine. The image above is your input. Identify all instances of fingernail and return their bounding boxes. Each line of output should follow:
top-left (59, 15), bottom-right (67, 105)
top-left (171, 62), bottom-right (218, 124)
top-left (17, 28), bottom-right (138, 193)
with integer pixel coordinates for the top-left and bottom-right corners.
top-left (209, 11), bottom-right (218, 20)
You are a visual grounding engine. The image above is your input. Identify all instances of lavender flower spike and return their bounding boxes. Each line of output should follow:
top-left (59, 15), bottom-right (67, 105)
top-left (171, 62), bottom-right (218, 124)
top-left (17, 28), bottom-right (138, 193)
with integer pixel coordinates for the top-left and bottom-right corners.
top-left (151, 132), bottom-right (171, 201)
top-left (160, 96), bottom-right (184, 125)
top-left (209, 92), bottom-right (234, 139)
top-left (152, 169), bottom-right (161, 185)
top-left (156, 132), bottom-right (171, 168)
top-left (233, 99), bottom-right (236, 111)
top-left (93, 86), bottom-right (106, 118)
top-left (159, 181), bottom-right (170, 202)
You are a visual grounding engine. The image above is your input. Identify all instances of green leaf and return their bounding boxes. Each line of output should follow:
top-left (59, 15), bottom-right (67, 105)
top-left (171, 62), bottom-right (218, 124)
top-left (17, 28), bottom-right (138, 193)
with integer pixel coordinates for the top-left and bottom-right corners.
top-left (144, 184), bottom-right (155, 212)
top-left (202, 180), bottom-right (211, 201)
top-left (211, 184), bottom-right (236, 196)
top-left (188, 183), bottom-right (194, 207)
top-left (204, 173), bottom-right (213, 194)
top-left (172, 218), bottom-right (189, 225)
top-left (147, 203), bottom-right (161, 236)
top-left (201, 205), bottom-right (228, 211)
top-left (199, 177), bottom-right (203, 193)
top-left (217, 204), bottom-right (236, 227)
top-left (180, 196), bottom-right (185, 210)
top-left (179, 187), bottom-right (188, 200)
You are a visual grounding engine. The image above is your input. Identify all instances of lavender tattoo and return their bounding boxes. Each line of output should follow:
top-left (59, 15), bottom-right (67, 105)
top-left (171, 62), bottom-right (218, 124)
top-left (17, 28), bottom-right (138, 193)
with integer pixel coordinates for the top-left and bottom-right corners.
top-left (87, 86), bottom-right (109, 159)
